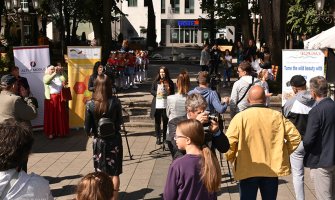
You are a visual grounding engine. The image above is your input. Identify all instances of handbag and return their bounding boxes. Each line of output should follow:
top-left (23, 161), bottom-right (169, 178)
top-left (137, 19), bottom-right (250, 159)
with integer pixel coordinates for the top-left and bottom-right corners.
top-left (61, 87), bottom-right (72, 102)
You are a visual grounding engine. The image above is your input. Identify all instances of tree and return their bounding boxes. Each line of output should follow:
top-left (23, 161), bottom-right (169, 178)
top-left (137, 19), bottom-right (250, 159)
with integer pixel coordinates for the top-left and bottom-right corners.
top-left (146, 0), bottom-right (156, 49)
top-left (259, 0), bottom-right (288, 71)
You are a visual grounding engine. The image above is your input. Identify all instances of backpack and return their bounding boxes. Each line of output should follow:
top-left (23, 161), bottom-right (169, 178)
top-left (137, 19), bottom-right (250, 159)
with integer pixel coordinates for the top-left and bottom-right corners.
top-left (97, 99), bottom-right (116, 138)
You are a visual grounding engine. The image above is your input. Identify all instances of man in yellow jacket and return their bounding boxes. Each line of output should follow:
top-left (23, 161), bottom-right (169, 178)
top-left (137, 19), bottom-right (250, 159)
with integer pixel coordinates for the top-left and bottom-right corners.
top-left (225, 85), bottom-right (301, 200)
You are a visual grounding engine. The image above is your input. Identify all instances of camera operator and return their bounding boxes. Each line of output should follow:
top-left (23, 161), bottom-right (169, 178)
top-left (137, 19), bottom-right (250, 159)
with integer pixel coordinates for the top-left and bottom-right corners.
top-left (188, 71), bottom-right (229, 115)
top-left (167, 93), bottom-right (229, 160)
top-left (0, 74), bottom-right (38, 172)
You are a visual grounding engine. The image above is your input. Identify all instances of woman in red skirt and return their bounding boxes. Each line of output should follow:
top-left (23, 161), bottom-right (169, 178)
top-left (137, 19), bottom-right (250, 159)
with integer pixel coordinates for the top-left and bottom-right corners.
top-left (43, 64), bottom-right (69, 139)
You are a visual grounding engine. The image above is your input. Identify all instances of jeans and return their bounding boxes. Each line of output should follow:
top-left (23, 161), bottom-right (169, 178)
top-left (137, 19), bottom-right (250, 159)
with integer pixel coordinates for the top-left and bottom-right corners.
top-left (290, 141), bottom-right (305, 200)
top-left (154, 108), bottom-right (168, 141)
top-left (310, 166), bottom-right (335, 200)
top-left (223, 67), bottom-right (232, 83)
top-left (239, 177), bottom-right (278, 200)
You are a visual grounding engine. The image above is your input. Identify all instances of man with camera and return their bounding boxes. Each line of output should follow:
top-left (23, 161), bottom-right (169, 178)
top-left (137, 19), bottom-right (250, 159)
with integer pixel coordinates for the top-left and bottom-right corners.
top-left (0, 74), bottom-right (38, 172)
top-left (188, 71), bottom-right (229, 115)
top-left (167, 93), bottom-right (229, 160)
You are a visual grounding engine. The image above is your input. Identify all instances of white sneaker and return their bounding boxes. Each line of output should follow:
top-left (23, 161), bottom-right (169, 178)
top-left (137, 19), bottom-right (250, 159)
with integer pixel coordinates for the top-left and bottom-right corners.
top-left (132, 85), bottom-right (138, 89)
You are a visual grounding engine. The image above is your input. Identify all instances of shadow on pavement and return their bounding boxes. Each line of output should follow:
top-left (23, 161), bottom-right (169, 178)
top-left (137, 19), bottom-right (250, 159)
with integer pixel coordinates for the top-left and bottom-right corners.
top-left (119, 188), bottom-right (156, 200)
top-left (44, 175), bottom-right (83, 184)
top-left (32, 129), bottom-right (89, 153)
top-left (51, 184), bottom-right (77, 198)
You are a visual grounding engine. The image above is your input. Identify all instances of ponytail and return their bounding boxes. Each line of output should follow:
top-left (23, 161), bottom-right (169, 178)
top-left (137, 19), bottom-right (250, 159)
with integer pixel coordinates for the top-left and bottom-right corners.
top-left (200, 146), bottom-right (222, 192)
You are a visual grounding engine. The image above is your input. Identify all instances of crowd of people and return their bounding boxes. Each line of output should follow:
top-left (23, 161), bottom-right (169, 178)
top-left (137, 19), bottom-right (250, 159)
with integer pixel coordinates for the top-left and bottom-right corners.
top-left (0, 38), bottom-right (335, 200)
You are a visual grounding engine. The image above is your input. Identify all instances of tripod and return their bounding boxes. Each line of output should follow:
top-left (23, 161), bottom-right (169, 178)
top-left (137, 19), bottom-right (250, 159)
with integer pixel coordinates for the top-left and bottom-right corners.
top-left (113, 87), bottom-right (133, 160)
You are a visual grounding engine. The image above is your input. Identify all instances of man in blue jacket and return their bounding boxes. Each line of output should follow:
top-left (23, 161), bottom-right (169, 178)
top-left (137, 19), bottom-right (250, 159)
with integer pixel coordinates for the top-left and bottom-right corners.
top-left (304, 76), bottom-right (335, 200)
top-left (188, 71), bottom-right (229, 115)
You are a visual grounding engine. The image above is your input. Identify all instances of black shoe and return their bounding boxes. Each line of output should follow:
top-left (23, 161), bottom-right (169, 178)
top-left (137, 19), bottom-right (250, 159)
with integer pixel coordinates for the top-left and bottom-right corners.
top-left (156, 138), bottom-right (161, 145)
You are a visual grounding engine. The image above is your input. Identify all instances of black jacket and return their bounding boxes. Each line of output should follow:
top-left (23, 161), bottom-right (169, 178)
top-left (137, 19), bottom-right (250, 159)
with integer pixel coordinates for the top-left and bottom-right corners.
top-left (168, 115), bottom-right (230, 160)
top-left (304, 98), bottom-right (335, 168)
top-left (85, 96), bottom-right (123, 138)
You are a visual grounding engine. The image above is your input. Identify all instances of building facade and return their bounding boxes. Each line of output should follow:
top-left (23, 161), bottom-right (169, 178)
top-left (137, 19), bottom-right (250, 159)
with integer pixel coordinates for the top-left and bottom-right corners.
top-left (117, 0), bottom-right (209, 47)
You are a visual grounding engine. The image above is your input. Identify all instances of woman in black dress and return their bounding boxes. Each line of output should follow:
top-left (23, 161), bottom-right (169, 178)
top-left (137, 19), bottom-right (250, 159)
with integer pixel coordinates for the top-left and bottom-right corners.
top-left (85, 74), bottom-right (123, 200)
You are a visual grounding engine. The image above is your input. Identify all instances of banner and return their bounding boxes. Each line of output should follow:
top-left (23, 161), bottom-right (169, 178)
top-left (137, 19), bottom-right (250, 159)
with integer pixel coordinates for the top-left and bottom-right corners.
top-left (282, 49), bottom-right (325, 105)
top-left (13, 45), bottom-right (50, 127)
top-left (67, 46), bottom-right (101, 128)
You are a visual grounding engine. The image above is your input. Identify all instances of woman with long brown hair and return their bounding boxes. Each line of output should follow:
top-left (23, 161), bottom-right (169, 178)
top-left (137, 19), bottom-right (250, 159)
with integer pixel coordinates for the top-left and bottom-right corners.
top-left (150, 66), bottom-right (175, 146)
top-left (163, 119), bottom-right (221, 200)
top-left (84, 74), bottom-right (123, 200)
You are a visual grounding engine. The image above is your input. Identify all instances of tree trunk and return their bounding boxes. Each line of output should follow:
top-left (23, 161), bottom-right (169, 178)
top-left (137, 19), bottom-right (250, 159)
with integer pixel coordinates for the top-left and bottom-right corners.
top-left (63, 0), bottom-right (71, 46)
top-left (147, 0), bottom-right (157, 49)
top-left (71, 16), bottom-right (78, 45)
top-left (102, 0), bottom-right (112, 63)
top-left (240, 0), bottom-right (253, 43)
top-left (58, 0), bottom-right (65, 61)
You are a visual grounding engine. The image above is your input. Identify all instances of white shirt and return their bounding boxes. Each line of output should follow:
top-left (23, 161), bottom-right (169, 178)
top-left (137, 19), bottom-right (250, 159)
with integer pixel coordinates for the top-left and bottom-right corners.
top-left (49, 75), bottom-right (63, 94)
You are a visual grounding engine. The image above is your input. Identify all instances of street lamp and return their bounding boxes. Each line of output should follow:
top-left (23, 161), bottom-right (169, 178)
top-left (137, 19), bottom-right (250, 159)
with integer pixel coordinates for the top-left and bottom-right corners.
top-left (315, 0), bottom-right (335, 24)
top-left (4, 0), bottom-right (40, 46)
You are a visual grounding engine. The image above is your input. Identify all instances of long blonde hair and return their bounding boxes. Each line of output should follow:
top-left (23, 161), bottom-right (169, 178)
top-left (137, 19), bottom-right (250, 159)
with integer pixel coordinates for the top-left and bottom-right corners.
top-left (92, 74), bottom-right (114, 118)
top-left (176, 70), bottom-right (190, 95)
top-left (177, 119), bottom-right (222, 192)
top-left (76, 172), bottom-right (113, 200)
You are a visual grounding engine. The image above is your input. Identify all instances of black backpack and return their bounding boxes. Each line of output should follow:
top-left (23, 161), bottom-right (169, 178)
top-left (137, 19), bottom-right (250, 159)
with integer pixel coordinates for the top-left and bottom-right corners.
top-left (97, 99), bottom-right (116, 138)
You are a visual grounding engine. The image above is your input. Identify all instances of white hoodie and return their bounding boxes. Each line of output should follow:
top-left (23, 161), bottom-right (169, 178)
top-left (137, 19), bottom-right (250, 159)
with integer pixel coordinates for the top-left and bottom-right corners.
top-left (0, 169), bottom-right (53, 200)
top-left (230, 75), bottom-right (261, 118)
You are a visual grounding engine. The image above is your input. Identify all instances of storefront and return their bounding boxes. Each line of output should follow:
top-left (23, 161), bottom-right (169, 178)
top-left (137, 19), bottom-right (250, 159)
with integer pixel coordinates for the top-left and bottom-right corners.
top-left (161, 19), bottom-right (209, 47)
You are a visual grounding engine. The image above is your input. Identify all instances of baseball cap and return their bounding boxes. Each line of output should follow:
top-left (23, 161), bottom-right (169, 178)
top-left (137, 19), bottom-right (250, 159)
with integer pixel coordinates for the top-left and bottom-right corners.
top-left (290, 75), bottom-right (306, 87)
top-left (1, 74), bottom-right (17, 86)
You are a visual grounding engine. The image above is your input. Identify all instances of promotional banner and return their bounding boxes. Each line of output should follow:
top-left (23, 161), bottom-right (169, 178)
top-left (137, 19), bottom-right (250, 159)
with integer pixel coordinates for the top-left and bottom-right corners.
top-left (282, 49), bottom-right (325, 105)
top-left (67, 46), bottom-right (101, 128)
top-left (13, 45), bottom-right (50, 127)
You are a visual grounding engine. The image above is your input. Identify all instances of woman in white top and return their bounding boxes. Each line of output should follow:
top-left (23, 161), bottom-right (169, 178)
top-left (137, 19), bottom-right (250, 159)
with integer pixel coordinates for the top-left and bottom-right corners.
top-left (43, 64), bottom-right (69, 139)
top-left (223, 49), bottom-right (233, 86)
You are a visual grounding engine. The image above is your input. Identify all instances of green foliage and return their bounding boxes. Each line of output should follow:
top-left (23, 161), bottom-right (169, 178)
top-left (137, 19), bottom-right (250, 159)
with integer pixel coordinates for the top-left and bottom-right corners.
top-left (287, 0), bottom-right (320, 36)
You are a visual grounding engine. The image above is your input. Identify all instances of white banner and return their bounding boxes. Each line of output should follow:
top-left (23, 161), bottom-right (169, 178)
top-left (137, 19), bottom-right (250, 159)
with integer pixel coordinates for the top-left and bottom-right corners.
top-left (13, 45), bottom-right (50, 127)
top-left (282, 49), bottom-right (325, 105)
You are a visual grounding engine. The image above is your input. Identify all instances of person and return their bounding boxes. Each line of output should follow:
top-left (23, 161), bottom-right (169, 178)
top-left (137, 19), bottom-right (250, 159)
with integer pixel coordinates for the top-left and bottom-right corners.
top-left (168, 93), bottom-right (229, 160)
top-left (166, 70), bottom-right (190, 121)
top-left (150, 66), bottom-right (175, 145)
top-left (0, 119), bottom-right (53, 199)
top-left (234, 41), bottom-right (244, 65)
top-left (225, 85), bottom-right (301, 200)
top-left (223, 49), bottom-right (233, 87)
top-left (10, 66), bottom-right (30, 96)
top-left (243, 39), bottom-right (257, 62)
top-left (282, 75), bottom-right (315, 200)
top-left (200, 44), bottom-right (210, 72)
top-left (88, 61), bottom-right (104, 92)
top-left (75, 171), bottom-right (114, 200)
top-left (165, 70), bottom-right (190, 153)
top-left (120, 39), bottom-right (130, 52)
top-left (0, 74), bottom-right (38, 172)
top-left (229, 61), bottom-right (261, 118)
top-left (188, 71), bottom-right (229, 115)
top-left (43, 64), bottom-right (69, 139)
top-left (258, 69), bottom-right (272, 106)
top-left (163, 119), bottom-right (221, 200)
top-left (303, 76), bottom-right (335, 200)
top-left (0, 74), bottom-right (37, 124)
top-left (209, 44), bottom-right (221, 75)
top-left (84, 74), bottom-right (123, 200)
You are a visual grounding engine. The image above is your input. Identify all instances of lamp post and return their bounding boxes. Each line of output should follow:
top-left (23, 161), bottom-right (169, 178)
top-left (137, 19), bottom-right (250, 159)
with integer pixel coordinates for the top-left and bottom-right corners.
top-left (4, 0), bottom-right (39, 46)
top-left (315, 0), bottom-right (335, 24)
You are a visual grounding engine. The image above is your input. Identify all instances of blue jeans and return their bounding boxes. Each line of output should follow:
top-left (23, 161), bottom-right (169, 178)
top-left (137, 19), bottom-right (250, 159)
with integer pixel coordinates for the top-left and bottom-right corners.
top-left (290, 141), bottom-right (305, 200)
top-left (223, 67), bottom-right (232, 83)
top-left (239, 177), bottom-right (278, 200)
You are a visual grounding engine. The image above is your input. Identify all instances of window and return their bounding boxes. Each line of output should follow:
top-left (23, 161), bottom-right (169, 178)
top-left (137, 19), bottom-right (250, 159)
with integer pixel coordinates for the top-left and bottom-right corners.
top-left (21, 0), bottom-right (28, 12)
top-left (128, 0), bottom-right (137, 7)
top-left (172, 0), bottom-right (180, 13)
top-left (185, 0), bottom-right (194, 14)
top-left (161, 0), bottom-right (165, 13)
